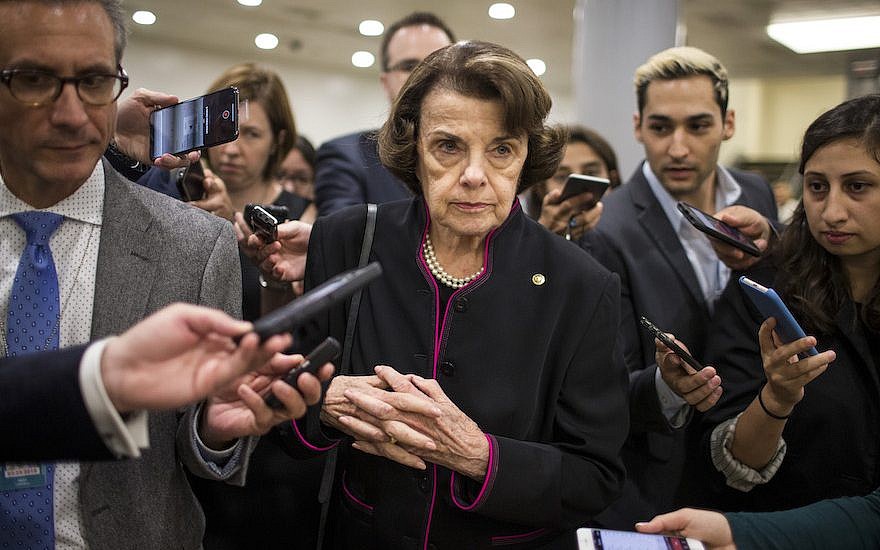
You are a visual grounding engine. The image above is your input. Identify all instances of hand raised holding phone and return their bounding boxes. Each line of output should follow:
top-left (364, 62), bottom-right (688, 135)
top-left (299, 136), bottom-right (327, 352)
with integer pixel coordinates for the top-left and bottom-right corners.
top-left (640, 316), bottom-right (722, 412)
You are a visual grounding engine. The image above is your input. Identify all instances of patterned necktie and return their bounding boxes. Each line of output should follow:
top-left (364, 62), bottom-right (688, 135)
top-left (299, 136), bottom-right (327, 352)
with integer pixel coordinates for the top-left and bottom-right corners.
top-left (1, 211), bottom-right (64, 550)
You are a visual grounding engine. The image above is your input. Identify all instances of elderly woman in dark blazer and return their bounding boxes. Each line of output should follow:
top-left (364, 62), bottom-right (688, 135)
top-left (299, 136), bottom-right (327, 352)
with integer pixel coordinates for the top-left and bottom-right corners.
top-left (260, 41), bottom-right (629, 549)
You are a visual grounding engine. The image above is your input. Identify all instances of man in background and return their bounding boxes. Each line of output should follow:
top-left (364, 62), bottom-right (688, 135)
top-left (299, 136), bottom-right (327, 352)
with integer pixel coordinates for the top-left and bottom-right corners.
top-left (314, 12), bottom-right (455, 216)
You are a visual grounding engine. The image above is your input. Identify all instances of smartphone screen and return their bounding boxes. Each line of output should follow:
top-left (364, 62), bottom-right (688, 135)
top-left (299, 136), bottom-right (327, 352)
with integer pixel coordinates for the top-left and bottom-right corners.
top-left (676, 202), bottom-right (761, 257)
top-left (577, 528), bottom-right (704, 550)
top-left (150, 87), bottom-right (239, 159)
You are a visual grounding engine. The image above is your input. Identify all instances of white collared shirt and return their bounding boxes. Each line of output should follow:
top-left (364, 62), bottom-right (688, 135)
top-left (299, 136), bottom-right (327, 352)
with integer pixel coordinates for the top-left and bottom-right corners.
top-left (1, 162), bottom-right (146, 549)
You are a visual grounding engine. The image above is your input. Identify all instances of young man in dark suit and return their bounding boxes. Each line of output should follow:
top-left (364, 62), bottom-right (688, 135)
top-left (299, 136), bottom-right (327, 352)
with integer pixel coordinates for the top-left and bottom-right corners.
top-left (313, 12), bottom-right (455, 216)
top-left (580, 46), bottom-right (778, 528)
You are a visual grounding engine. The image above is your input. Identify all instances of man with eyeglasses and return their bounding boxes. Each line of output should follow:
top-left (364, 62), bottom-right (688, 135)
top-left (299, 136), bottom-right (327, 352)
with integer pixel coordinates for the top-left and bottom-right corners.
top-left (0, 1), bottom-right (312, 548)
top-left (313, 12), bottom-right (455, 216)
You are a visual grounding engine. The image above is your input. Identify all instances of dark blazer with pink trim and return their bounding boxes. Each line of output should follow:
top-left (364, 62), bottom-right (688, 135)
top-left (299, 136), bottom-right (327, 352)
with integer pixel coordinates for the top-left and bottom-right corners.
top-left (277, 198), bottom-right (629, 549)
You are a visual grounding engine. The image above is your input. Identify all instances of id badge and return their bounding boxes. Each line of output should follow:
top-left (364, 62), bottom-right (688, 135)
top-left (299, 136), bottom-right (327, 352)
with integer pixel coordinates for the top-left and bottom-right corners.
top-left (0, 463), bottom-right (48, 490)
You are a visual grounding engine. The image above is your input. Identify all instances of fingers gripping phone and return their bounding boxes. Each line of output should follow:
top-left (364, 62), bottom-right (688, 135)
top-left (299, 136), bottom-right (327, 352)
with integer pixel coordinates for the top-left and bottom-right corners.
top-left (558, 173), bottom-right (610, 206)
top-left (738, 276), bottom-right (819, 358)
top-left (640, 316), bottom-right (704, 371)
top-left (577, 528), bottom-right (705, 550)
top-left (264, 337), bottom-right (340, 409)
top-left (150, 87), bottom-right (239, 160)
top-left (676, 202), bottom-right (761, 257)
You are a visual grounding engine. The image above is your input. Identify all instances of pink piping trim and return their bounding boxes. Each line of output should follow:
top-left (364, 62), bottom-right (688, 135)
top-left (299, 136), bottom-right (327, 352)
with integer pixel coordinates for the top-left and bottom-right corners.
top-left (490, 528), bottom-right (549, 544)
top-left (291, 417), bottom-right (338, 452)
top-left (341, 472), bottom-right (374, 512)
top-left (421, 463), bottom-right (439, 550)
top-left (450, 433), bottom-right (495, 510)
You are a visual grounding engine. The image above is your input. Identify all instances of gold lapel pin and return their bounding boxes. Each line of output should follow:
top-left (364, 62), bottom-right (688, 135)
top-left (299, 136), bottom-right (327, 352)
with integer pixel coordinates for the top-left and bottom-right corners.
top-left (532, 273), bottom-right (546, 286)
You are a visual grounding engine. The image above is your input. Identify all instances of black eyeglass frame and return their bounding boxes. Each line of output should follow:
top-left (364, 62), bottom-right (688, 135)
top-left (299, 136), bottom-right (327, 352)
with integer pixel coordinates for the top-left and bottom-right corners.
top-left (0, 65), bottom-right (129, 106)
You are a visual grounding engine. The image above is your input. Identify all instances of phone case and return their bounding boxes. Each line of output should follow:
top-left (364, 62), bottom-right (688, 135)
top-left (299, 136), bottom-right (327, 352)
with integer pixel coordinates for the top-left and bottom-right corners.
top-left (558, 174), bottom-right (610, 203)
top-left (677, 202), bottom-right (761, 257)
top-left (739, 276), bottom-right (818, 356)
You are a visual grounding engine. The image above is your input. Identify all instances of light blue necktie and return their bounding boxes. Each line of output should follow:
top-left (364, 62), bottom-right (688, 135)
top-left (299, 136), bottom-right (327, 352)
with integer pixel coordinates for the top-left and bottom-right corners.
top-left (1, 211), bottom-right (63, 549)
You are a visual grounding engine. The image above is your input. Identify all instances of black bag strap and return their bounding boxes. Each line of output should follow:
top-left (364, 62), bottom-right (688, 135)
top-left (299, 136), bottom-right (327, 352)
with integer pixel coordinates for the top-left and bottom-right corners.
top-left (316, 203), bottom-right (377, 549)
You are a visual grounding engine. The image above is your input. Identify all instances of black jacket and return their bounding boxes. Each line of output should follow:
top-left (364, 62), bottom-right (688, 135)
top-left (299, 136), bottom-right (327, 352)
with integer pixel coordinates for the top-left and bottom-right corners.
top-left (697, 260), bottom-right (880, 512)
top-left (282, 198), bottom-right (629, 549)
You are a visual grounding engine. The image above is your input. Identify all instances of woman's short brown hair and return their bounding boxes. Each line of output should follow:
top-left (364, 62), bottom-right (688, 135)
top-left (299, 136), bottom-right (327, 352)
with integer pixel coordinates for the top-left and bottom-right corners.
top-left (378, 40), bottom-right (565, 195)
top-left (206, 63), bottom-right (296, 181)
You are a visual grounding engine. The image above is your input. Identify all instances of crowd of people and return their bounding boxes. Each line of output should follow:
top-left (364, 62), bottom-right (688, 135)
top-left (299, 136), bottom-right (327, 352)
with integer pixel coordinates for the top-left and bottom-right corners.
top-left (2, 1), bottom-right (878, 549)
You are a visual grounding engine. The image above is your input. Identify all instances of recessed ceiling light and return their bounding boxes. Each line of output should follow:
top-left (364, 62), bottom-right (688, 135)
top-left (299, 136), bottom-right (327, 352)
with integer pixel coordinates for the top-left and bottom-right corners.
top-left (767, 15), bottom-right (880, 53)
top-left (488, 3), bottom-right (515, 20)
top-left (359, 20), bottom-right (384, 36)
top-left (352, 51), bottom-right (375, 68)
top-left (238, 0), bottom-right (262, 6)
top-left (131, 10), bottom-right (156, 25)
top-left (255, 33), bottom-right (279, 50)
top-left (526, 58), bottom-right (546, 76)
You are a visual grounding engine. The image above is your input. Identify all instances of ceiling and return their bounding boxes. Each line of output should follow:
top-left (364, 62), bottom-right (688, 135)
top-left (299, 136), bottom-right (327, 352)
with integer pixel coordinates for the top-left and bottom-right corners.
top-left (127, 0), bottom-right (880, 95)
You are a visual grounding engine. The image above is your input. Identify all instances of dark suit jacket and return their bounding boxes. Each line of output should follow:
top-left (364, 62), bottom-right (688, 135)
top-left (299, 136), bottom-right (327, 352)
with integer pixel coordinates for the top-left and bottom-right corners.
top-left (580, 162), bottom-right (776, 527)
top-left (313, 130), bottom-right (410, 216)
top-left (65, 162), bottom-right (242, 550)
top-left (0, 345), bottom-right (112, 462)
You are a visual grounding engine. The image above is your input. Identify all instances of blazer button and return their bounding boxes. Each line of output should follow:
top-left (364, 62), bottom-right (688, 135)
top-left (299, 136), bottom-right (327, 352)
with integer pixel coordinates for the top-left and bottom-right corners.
top-left (439, 361), bottom-right (455, 377)
top-left (418, 473), bottom-right (431, 493)
top-left (453, 297), bottom-right (469, 313)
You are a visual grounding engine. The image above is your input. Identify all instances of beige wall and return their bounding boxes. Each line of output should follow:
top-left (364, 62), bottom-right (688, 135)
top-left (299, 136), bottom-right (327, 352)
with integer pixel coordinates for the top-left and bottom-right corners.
top-left (722, 75), bottom-right (847, 166)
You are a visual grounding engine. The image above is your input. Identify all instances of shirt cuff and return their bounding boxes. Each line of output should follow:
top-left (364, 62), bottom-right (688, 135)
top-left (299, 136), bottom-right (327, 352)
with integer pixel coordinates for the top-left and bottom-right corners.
top-left (192, 402), bottom-right (240, 464)
top-left (655, 368), bottom-right (690, 428)
top-left (80, 338), bottom-right (149, 459)
top-left (710, 413), bottom-right (786, 491)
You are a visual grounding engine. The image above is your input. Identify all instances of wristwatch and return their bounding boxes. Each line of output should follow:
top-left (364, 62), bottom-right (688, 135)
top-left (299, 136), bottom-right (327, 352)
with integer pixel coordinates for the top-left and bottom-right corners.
top-left (105, 140), bottom-right (151, 181)
top-left (258, 273), bottom-right (291, 291)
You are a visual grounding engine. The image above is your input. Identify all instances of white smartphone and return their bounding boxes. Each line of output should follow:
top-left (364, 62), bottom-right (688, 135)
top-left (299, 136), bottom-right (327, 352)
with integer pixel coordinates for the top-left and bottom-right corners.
top-left (576, 527), bottom-right (705, 550)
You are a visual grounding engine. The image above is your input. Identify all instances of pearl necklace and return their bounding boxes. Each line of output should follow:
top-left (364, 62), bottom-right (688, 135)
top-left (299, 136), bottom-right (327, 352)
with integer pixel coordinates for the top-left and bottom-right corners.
top-left (422, 235), bottom-right (484, 289)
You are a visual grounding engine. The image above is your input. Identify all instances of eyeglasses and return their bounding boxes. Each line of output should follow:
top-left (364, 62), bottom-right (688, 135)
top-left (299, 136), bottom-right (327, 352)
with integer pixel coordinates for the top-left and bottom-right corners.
top-left (385, 58), bottom-right (420, 73)
top-left (0, 65), bottom-right (129, 106)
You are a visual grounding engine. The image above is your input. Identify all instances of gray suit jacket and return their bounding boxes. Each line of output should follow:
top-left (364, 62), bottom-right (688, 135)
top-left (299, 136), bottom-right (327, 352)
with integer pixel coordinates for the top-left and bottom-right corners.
top-left (78, 161), bottom-right (244, 550)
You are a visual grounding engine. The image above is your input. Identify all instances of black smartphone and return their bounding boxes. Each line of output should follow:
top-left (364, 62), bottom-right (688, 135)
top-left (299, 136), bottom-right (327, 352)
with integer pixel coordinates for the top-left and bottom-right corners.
top-left (264, 337), bottom-right (341, 409)
top-left (244, 203), bottom-right (289, 224)
top-left (248, 205), bottom-right (279, 243)
top-left (175, 161), bottom-right (205, 202)
top-left (150, 87), bottom-right (239, 160)
top-left (244, 262), bottom-right (382, 343)
top-left (676, 201), bottom-right (761, 257)
top-left (639, 316), bottom-right (704, 371)
top-left (558, 174), bottom-right (610, 205)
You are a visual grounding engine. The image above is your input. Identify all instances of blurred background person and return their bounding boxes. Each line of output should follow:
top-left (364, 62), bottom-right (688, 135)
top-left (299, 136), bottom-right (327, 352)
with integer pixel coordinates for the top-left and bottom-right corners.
top-left (313, 12), bottom-right (455, 216)
top-left (522, 124), bottom-right (620, 240)
top-left (276, 135), bottom-right (318, 224)
top-left (772, 178), bottom-right (799, 224)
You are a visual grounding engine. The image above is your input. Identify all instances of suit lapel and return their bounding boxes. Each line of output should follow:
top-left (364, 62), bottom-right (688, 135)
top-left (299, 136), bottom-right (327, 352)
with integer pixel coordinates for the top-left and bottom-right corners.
top-left (90, 161), bottom-right (158, 340)
top-left (630, 168), bottom-right (707, 310)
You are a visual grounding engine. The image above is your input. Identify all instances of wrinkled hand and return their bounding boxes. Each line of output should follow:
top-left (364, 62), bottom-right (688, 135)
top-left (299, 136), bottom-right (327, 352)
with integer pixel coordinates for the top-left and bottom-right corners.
top-left (100, 303), bottom-right (291, 413)
top-left (538, 188), bottom-right (603, 241)
top-left (251, 220), bottom-right (313, 282)
top-left (636, 508), bottom-right (734, 549)
top-left (757, 317), bottom-right (835, 417)
top-left (711, 205), bottom-right (772, 271)
top-left (319, 374), bottom-right (389, 430)
top-left (199, 351), bottom-right (334, 449)
top-left (339, 366), bottom-right (490, 480)
top-left (191, 167), bottom-right (235, 221)
top-left (114, 87), bottom-right (200, 169)
top-left (655, 336), bottom-right (722, 412)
